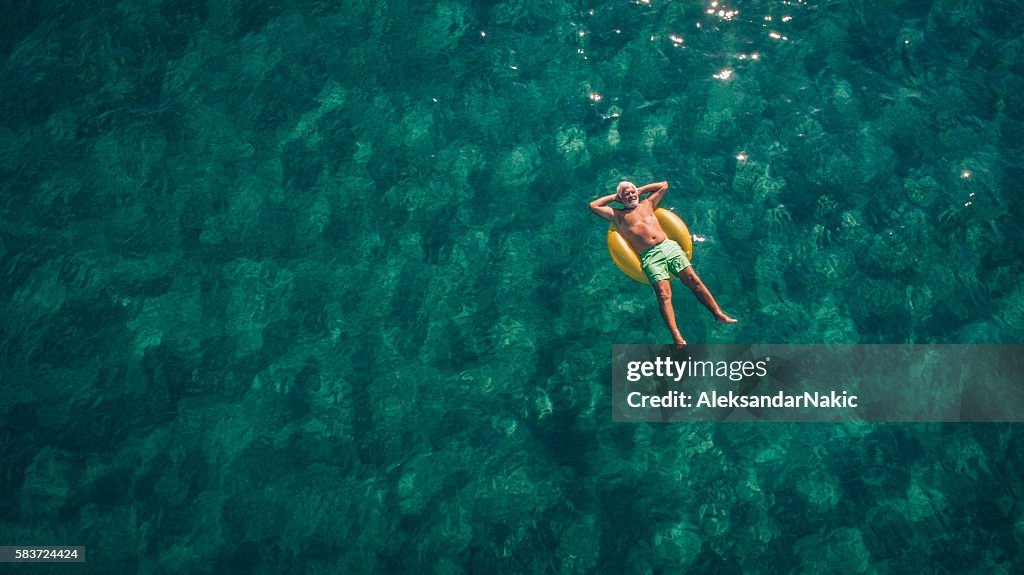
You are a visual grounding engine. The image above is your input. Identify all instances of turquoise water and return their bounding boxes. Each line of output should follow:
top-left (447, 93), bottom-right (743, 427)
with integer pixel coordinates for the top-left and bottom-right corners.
top-left (1, 0), bottom-right (1022, 572)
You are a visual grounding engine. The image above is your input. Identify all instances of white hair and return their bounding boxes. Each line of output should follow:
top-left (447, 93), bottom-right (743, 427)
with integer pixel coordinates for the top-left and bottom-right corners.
top-left (616, 181), bottom-right (636, 199)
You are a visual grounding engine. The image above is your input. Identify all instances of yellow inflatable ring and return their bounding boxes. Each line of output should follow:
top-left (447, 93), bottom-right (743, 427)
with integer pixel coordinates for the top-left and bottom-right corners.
top-left (607, 208), bottom-right (693, 284)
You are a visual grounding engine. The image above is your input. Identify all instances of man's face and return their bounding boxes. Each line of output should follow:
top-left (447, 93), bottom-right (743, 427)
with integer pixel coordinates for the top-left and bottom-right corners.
top-left (619, 184), bottom-right (639, 209)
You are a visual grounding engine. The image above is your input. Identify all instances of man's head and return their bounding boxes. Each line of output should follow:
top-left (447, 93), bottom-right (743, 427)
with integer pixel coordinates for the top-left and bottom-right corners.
top-left (616, 181), bottom-right (639, 209)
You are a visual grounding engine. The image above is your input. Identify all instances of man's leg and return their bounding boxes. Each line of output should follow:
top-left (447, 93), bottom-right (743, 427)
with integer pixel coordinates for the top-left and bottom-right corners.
top-left (677, 267), bottom-right (737, 324)
top-left (653, 280), bottom-right (687, 346)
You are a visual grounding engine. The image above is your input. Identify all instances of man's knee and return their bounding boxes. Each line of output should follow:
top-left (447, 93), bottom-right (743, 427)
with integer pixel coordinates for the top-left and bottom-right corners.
top-left (653, 281), bottom-right (672, 301)
top-left (679, 268), bottom-right (702, 289)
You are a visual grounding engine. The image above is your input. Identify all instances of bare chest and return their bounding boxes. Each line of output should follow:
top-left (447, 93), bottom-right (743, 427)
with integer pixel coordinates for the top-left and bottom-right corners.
top-left (616, 209), bottom-right (657, 230)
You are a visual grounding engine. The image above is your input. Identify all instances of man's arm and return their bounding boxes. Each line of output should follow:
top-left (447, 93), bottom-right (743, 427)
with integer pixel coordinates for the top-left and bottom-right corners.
top-left (639, 181), bottom-right (668, 208)
top-left (589, 193), bottom-right (618, 221)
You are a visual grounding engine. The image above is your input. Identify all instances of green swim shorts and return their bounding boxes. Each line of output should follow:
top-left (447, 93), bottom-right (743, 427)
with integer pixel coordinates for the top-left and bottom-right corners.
top-left (639, 239), bottom-right (691, 283)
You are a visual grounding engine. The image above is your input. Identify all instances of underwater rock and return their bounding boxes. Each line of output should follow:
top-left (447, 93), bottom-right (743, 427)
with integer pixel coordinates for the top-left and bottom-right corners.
top-left (999, 74), bottom-right (1024, 122)
top-left (414, 2), bottom-right (471, 60)
top-left (822, 79), bottom-right (862, 133)
top-left (863, 230), bottom-right (919, 277)
top-left (754, 244), bottom-right (792, 314)
top-left (397, 452), bottom-right (443, 516)
top-left (812, 294), bottom-right (858, 343)
top-left (695, 110), bottom-right (736, 148)
top-left (903, 174), bottom-right (941, 209)
top-left (764, 203), bottom-right (793, 235)
top-left (808, 148), bottom-right (855, 192)
top-left (653, 522), bottom-right (702, 572)
top-left (641, 113), bottom-right (672, 155)
top-left (906, 476), bottom-right (947, 521)
top-left (863, 506), bottom-right (914, 561)
top-left (795, 528), bottom-right (874, 575)
top-left (556, 515), bottom-right (600, 574)
top-left (852, 133), bottom-right (898, 193)
top-left (19, 447), bottom-right (75, 521)
top-left (796, 468), bottom-right (841, 511)
top-left (732, 158), bottom-right (784, 203)
top-left (848, 278), bottom-right (904, 324)
top-left (555, 125), bottom-right (589, 166)
top-left (495, 144), bottom-right (542, 189)
top-left (999, 285), bottom-right (1024, 340)
top-left (719, 211), bottom-right (754, 243)
top-left (836, 209), bottom-right (869, 245)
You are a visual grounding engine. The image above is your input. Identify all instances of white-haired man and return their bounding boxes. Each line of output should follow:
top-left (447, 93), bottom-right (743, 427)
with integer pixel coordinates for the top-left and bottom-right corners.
top-left (589, 180), bottom-right (736, 346)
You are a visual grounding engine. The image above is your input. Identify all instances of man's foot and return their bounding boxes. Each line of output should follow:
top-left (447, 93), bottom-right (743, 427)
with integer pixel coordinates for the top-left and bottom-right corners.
top-left (716, 313), bottom-right (737, 325)
top-left (673, 338), bottom-right (687, 349)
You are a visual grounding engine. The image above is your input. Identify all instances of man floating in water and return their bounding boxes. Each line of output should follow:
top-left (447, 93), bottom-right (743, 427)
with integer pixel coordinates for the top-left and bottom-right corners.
top-left (589, 181), bottom-right (737, 346)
